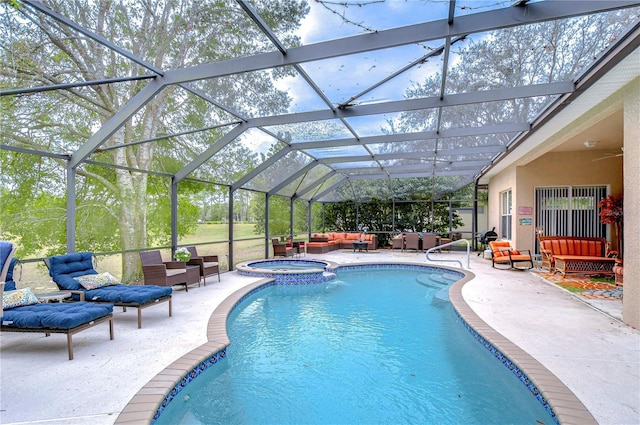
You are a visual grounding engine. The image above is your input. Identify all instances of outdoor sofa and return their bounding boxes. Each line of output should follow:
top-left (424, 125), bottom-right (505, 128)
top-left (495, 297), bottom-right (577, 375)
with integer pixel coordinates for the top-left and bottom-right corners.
top-left (538, 236), bottom-right (615, 278)
top-left (306, 232), bottom-right (377, 254)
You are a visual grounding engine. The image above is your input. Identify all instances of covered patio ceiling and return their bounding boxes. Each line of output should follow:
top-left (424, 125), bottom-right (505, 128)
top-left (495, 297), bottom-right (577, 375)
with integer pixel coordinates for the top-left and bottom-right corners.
top-left (3, 0), bottom-right (640, 202)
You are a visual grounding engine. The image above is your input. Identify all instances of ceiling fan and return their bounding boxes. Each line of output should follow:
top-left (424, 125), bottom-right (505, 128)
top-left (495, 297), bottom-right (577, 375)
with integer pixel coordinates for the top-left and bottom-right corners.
top-left (593, 147), bottom-right (624, 161)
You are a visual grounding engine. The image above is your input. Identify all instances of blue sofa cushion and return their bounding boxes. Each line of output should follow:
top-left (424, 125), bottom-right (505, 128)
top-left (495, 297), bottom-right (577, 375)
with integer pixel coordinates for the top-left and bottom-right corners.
top-left (4, 258), bottom-right (17, 291)
top-left (48, 252), bottom-right (98, 291)
top-left (1, 302), bottom-right (113, 329)
top-left (84, 284), bottom-right (172, 304)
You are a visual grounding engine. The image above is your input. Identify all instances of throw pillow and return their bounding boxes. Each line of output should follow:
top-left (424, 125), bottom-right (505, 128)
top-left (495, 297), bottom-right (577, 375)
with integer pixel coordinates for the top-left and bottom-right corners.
top-left (2, 287), bottom-right (39, 310)
top-left (74, 272), bottom-right (120, 290)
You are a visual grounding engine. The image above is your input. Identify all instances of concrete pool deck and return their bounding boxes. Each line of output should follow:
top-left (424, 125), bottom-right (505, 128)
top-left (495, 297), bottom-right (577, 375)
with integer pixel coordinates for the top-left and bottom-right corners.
top-left (1, 250), bottom-right (638, 424)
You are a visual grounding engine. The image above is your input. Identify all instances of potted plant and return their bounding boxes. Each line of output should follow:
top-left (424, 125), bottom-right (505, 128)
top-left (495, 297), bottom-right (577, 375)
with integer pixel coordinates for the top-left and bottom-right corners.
top-left (598, 194), bottom-right (623, 258)
top-left (174, 247), bottom-right (191, 262)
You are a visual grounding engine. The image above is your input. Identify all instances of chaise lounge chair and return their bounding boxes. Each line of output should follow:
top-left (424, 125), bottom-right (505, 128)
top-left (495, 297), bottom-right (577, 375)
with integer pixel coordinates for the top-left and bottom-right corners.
top-left (185, 246), bottom-right (220, 285)
top-left (46, 252), bottom-right (172, 328)
top-left (489, 241), bottom-right (534, 270)
top-left (1, 282), bottom-right (114, 360)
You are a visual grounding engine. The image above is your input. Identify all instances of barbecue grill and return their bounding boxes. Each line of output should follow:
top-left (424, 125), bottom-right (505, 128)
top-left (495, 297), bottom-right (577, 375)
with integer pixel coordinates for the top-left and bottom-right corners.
top-left (478, 227), bottom-right (498, 253)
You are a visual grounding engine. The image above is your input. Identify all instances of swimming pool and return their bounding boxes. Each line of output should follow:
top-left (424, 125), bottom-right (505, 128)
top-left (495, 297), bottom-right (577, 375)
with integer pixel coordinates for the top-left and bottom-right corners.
top-left (154, 265), bottom-right (555, 424)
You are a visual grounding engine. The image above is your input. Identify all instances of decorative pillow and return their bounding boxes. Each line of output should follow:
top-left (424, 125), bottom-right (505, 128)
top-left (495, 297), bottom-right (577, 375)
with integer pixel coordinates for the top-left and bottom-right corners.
top-left (2, 288), bottom-right (39, 310)
top-left (74, 272), bottom-right (120, 290)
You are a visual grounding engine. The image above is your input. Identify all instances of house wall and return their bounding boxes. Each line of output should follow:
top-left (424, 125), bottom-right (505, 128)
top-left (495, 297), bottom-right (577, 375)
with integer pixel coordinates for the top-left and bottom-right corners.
top-left (487, 167), bottom-right (516, 244)
top-left (623, 78), bottom-right (639, 327)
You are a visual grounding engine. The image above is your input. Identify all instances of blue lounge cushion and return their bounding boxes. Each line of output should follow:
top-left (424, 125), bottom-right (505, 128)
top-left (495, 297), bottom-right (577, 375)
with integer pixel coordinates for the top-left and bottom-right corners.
top-left (1, 302), bottom-right (113, 329)
top-left (48, 252), bottom-right (97, 291)
top-left (84, 284), bottom-right (172, 304)
top-left (4, 258), bottom-right (18, 291)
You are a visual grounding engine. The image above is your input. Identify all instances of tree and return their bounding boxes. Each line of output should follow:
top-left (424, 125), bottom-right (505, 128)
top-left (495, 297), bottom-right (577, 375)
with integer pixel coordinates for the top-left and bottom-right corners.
top-left (1, 1), bottom-right (308, 281)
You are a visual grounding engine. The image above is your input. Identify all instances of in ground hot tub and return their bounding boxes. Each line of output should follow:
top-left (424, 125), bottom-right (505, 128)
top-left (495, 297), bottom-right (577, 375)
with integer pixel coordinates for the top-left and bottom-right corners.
top-left (236, 259), bottom-right (337, 285)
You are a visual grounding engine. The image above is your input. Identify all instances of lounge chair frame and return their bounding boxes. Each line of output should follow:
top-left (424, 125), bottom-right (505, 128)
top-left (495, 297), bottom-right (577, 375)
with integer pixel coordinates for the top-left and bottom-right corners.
top-left (1, 313), bottom-right (114, 360)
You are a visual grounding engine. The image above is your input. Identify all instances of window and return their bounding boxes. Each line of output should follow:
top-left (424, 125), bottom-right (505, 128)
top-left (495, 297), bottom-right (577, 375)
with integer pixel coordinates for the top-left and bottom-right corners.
top-left (500, 190), bottom-right (512, 240)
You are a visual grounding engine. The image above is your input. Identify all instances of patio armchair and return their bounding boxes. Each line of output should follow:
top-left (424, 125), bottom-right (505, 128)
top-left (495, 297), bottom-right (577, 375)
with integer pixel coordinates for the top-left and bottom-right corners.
top-left (392, 234), bottom-right (404, 250)
top-left (185, 246), bottom-right (220, 285)
top-left (272, 238), bottom-right (294, 258)
top-left (404, 233), bottom-right (420, 252)
top-left (421, 233), bottom-right (438, 251)
top-left (488, 241), bottom-right (533, 270)
top-left (140, 250), bottom-right (201, 292)
top-left (47, 252), bottom-right (173, 328)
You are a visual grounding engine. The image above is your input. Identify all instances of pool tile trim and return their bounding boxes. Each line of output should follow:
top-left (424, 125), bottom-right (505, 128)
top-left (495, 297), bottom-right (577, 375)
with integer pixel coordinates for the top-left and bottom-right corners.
top-left (115, 263), bottom-right (596, 425)
top-left (449, 277), bottom-right (598, 425)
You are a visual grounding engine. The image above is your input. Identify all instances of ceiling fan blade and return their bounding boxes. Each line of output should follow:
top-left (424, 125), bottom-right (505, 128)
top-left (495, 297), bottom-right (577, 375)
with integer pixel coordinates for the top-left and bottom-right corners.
top-left (592, 153), bottom-right (624, 161)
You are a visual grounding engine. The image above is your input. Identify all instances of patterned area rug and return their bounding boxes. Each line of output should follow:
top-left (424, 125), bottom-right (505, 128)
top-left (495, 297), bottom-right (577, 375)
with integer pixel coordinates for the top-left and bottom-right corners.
top-left (534, 271), bottom-right (623, 300)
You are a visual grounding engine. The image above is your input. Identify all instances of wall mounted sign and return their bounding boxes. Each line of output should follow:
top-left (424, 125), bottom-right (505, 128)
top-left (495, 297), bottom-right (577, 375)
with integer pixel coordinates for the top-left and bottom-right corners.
top-left (518, 206), bottom-right (533, 215)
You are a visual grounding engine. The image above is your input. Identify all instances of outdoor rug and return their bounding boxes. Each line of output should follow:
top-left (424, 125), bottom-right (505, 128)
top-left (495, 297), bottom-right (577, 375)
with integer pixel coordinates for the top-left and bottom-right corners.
top-left (534, 271), bottom-right (623, 300)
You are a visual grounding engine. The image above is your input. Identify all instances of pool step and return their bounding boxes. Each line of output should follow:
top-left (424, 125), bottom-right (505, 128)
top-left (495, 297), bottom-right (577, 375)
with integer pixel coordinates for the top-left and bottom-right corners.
top-left (417, 273), bottom-right (453, 288)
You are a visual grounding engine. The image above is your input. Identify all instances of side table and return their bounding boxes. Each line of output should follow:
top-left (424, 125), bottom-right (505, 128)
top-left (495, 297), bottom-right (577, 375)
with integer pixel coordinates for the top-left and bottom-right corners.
top-left (36, 291), bottom-right (72, 303)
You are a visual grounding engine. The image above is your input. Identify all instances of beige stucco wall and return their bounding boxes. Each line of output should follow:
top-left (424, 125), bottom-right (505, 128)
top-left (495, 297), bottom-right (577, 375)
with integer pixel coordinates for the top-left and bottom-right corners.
top-left (622, 79), bottom-right (639, 327)
top-left (487, 167), bottom-right (516, 242)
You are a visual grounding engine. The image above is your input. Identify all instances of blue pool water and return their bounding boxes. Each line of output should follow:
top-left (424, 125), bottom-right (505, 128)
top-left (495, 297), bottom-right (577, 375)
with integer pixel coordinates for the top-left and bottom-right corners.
top-left (157, 267), bottom-right (554, 424)
top-left (246, 260), bottom-right (327, 270)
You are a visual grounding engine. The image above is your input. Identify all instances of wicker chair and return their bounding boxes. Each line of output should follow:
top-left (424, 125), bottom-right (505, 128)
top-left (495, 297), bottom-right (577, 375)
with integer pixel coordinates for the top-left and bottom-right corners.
top-left (140, 250), bottom-right (200, 292)
top-left (185, 246), bottom-right (220, 285)
top-left (404, 233), bottom-right (420, 252)
top-left (392, 234), bottom-right (404, 250)
top-left (272, 238), bottom-right (294, 258)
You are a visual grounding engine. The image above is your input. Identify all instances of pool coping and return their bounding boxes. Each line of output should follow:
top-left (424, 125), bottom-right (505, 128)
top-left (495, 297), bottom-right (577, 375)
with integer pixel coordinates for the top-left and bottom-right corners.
top-left (114, 262), bottom-right (597, 424)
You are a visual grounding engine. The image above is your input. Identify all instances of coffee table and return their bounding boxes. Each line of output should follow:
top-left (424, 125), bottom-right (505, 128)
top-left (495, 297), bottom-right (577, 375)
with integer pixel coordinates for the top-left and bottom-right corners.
top-left (553, 255), bottom-right (616, 279)
top-left (352, 241), bottom-right (368, 252)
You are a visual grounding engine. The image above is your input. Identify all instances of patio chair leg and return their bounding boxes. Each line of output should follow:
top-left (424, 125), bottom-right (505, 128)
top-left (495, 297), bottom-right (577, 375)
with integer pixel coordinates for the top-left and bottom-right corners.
top-left (67, 334), bottom-right (74, 360)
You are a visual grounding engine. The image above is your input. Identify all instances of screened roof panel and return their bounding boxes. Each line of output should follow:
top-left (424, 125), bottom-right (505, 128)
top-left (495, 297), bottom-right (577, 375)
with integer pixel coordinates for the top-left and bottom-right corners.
top-left (261, 120), bottom-right (353, 144)
top-left (241, 150), bottom-right (313, 192)
top-left (366, 139), bottom-right (438, 155)
top-left (345, 110), bottom-right (439, 136)
top-left (299, 43), bottom-right (442, 106)
top-left (303, 145), bottom-right (370, 159)
top-left (296, 0), bottom-right (453, 46)
top-left (3, 0), bottom-right (638, 205)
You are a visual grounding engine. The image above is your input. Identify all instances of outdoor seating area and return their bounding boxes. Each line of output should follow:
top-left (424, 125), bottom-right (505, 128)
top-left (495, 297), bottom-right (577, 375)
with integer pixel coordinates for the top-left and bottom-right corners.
top-left (306, 232), bottom-right (377, 254)
top-left (391, 233), bottom-right (443, 252)
top-left (140, 250), bottom-right (200, 292)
